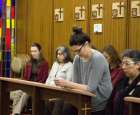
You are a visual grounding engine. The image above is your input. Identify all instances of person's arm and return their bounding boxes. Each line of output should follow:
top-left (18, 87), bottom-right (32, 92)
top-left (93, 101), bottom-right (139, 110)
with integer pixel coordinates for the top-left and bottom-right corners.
top-left (54, 79), bottom-right (88, 91)
top-left (45, 62), bottom-right (56, 85)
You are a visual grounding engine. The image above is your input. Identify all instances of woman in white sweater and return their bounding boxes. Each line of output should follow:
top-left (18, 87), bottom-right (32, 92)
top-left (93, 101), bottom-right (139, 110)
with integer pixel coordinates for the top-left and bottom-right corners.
top-left (45, 46), bottom-right (73, 115)
top-left (46, 46), bottom-right (73, 86)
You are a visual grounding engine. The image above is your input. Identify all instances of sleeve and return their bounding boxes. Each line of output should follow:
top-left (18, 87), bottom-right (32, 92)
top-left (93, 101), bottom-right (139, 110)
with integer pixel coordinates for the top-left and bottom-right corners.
top-left (65, 63), bottom-right (73, 81)
top-left (45, 62), bottom-right (56, 85)
top-left (87, 55), bottom-right (109, 93)
top-left (22, 63), bottom-right (30, 80)
top-left (38, 61), bottom-right (49, 83)
top-left (72, 56), bottom-right (81, 83)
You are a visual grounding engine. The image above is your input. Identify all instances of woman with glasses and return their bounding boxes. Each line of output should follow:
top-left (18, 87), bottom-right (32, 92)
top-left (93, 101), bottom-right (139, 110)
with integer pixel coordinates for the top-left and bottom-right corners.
top-left (108, 49), bottom-right (140, 115)
top-left (54, 27), bottom-right (112, 115)
top-left (102, 45), bottom-right (124, 87)
top-left (45, 46), bottom-right (73, 115)
top-left (46, 46), bottom-right (73, 85)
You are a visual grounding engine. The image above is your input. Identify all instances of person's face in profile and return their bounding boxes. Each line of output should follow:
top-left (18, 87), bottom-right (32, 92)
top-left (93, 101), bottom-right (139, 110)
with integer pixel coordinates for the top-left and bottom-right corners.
top-left (30, 46), bottom-right (40, 59)
top-left (57, 50), bottom-right (65, 63)
top-left (121, 57), bottom-right (140, 78)
top-left (71, 44), bottom-right (85, 57)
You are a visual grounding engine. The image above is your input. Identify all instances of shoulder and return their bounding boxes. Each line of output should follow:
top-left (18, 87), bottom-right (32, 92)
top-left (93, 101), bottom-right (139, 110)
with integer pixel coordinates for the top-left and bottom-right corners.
top-left (65, 62), bottom-right (73, 66)
top-left (49, 62), bottom-right (59, 71)
top-left (38, 60), bottom-right (49, 68)
top-left (63, 62), bottom-right (73, 70)
top-left (92, 49), bottom-right (106, 60)
top-left (91, 49), bottom-right (108, 67)
top-left (73, 55), bottom-right (80, 62)
top-left (52, 61), bottom-right (59, 67)
top-left (73, 55), bottom-right (80, 66)
top-left (42, 60), bottom-right (48, 66)
top-left (114, 76), bottom-right (129, 90)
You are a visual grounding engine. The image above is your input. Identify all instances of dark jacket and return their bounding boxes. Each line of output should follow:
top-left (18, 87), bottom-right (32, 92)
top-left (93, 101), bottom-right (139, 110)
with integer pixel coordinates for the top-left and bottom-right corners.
top-left (23, 59), bottom-right (49, 83)
top-left (106, 74), bottom-right (140, 115)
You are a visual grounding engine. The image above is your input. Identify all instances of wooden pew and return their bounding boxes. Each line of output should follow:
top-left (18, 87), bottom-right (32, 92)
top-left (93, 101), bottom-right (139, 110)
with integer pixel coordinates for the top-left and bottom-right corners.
top-left (124, 97), bottom-right (140, 115)
top-left (0, 77), bottom-right (95, 115)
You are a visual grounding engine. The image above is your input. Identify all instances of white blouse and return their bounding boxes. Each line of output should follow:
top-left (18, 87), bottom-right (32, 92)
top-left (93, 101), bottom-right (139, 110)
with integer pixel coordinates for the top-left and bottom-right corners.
top-left (45, 61), bottom-right (73, 86)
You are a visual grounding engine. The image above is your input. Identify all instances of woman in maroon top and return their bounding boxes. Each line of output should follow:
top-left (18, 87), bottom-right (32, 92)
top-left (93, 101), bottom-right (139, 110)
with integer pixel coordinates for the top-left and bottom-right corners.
top-left (102, 45), bottom-right (124, 87)
top-left (10, 42), bottom-right (49, 115)
top-left (23, 43), bottom-right (49, 83)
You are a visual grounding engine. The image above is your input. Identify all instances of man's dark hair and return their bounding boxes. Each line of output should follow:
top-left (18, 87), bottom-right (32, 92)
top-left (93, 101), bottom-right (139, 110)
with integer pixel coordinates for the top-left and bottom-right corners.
top-left (69, 26), bottom-right (90, 46)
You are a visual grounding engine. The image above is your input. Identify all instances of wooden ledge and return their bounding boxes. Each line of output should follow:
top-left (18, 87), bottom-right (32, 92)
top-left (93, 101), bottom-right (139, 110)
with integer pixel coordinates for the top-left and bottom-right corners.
top-left (0, 77), bottom-right (96, 97)
top-left (124, 96), bottom-right (140, 104)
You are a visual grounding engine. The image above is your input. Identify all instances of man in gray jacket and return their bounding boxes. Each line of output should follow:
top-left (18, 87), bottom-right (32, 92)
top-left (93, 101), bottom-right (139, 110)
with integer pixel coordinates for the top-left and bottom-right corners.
top-left (55, 27), bottom-right (112, 115)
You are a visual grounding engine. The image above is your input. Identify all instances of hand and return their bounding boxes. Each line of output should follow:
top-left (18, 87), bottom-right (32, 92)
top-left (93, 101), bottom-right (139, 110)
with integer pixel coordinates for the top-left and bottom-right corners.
top-left (54, 78), bottom-right (68, 87)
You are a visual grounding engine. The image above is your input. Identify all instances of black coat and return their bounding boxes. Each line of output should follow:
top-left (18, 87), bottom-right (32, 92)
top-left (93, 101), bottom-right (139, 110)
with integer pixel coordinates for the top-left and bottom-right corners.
top-left (106, 74), bottom-right (140, 115)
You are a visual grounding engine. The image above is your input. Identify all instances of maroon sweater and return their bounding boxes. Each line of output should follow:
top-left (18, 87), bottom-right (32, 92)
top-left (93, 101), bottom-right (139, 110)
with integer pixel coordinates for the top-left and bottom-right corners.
top-left (23, 60), bottom-right (49, 83)
top-left (110, 67), bottom-right (124, 87)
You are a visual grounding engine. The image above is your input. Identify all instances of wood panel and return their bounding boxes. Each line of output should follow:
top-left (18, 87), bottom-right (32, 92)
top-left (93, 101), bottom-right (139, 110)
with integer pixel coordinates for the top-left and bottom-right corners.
top-left (73, 0), bottom-right (90, 33)
top-left (53, 0), bottom-right (89, 60)
top-left (53, 0), bottom-right (74, 60)
top-left (16, 0), bottom-right (53, 67)
top-left (16, 0), bottom-right (28, 53)
top-left (90, 0), bottom-right (127, 52)
top-left (15, 0), bottom-right (140, 67)
top-left (129, 0), bottom-right (140, 50)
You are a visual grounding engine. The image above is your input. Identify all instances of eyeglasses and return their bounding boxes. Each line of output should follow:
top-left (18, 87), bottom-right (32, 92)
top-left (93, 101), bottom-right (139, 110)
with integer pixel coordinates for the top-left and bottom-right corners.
top-left (73, 44), bottom-right (85, 54)
top-left (121, 61), bottom-right (136, 67)
top-left (57, 53), bottom-right (63, 56)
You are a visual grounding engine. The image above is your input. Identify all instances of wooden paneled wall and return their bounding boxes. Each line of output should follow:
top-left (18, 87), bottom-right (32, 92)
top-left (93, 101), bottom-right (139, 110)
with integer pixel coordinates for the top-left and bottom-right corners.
top-left (129, 0), bottom-right (140, 50)
top-left (16, 0), bottom-right (140, 67)
top-left (16, 0), bottom-right (53, 66)
top-left (16, 0), bottom-right (28, 53)
top-left (90, 0), bottom-right (127, 52)
top-left (53, 0), bottom-right (74, 57)
top-left (53, 0), bottom-right (90, 59)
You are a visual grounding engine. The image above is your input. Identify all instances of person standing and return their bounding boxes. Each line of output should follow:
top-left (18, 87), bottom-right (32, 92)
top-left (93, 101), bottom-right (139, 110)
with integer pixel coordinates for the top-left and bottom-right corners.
top-left (54, 27), bottom-right (112, 115)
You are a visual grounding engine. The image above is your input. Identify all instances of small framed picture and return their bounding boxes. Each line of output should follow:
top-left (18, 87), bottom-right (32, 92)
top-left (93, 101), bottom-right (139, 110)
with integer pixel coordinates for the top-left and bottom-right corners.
top-left (92, 11), bottom-right (97, 18)
top-left (75, 12), bottom-right (80, 20)
top-left (112, 9), bottom-right (118, 18)
top-left (131, 8), bottom-right (137, 17)
top-left (54, 14), bottom-right (59, 21)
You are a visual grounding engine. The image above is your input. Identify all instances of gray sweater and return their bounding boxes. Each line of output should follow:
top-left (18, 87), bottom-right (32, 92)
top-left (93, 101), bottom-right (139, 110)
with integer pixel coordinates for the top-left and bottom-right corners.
top-left (72, 49), bottom-right (112, 112)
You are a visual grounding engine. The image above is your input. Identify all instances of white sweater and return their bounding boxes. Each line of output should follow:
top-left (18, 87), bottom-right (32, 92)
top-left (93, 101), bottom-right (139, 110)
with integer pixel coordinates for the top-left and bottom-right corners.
top-left (45, 61), bottom-right (73, 86)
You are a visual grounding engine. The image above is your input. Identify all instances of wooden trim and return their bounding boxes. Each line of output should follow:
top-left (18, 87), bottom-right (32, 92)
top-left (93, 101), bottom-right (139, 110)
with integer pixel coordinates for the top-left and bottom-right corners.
top-left (0, 77), bottom-right (95, 97)
top-left (124, 96), bottom-right (140, 104)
